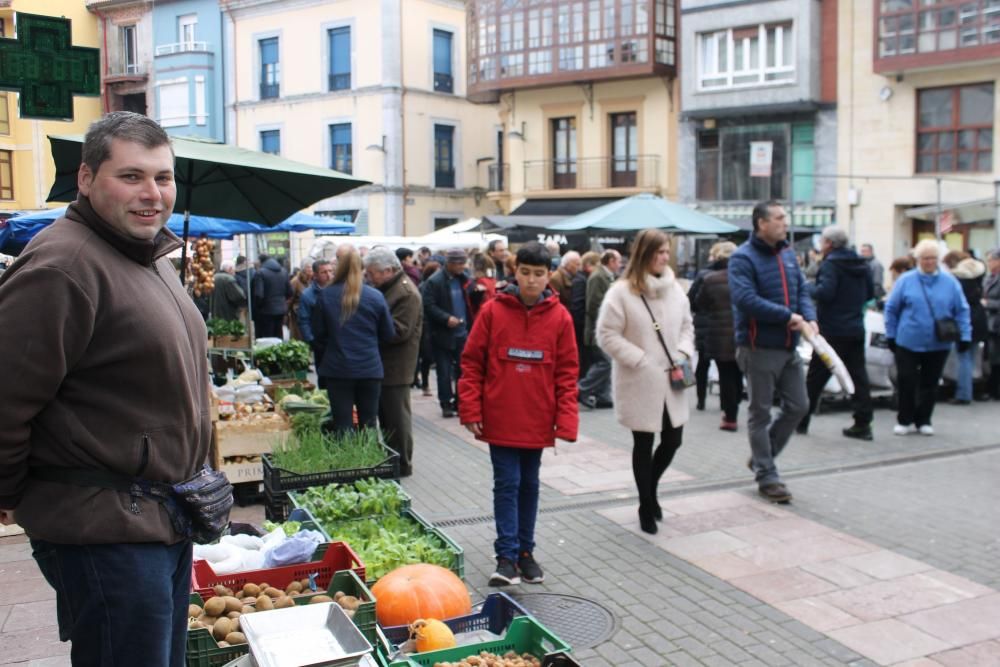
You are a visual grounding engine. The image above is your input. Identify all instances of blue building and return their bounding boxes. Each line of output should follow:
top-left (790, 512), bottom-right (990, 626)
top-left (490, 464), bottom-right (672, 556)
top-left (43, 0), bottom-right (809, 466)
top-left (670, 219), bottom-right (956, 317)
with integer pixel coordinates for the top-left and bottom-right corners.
top-left (151, 0), bottom-right (225, 141)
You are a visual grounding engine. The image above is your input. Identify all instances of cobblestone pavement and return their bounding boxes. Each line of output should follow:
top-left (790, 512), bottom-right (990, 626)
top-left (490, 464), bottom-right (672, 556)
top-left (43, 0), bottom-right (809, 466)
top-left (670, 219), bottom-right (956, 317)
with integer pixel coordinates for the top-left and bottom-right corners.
top-left (1, 387), bottom-right (998, 666)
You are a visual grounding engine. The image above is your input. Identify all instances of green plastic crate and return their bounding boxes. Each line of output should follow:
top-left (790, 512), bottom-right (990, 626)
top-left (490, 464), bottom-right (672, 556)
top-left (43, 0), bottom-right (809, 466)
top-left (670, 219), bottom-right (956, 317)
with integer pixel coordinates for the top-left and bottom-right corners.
top-left (186, 569), bottom-right (377, 667)
top-left (305, 505), bottom-right (464, 583)
top-left (386, 616), bottom-right (571, 667)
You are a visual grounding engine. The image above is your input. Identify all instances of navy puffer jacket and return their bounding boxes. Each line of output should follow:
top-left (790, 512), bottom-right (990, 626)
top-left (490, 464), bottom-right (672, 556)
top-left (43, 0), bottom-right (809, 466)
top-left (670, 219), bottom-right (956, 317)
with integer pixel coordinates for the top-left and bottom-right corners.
top-left (809, 247), bottom-right (874, 339)
top-left (728, 235), bottom-right (816, 350)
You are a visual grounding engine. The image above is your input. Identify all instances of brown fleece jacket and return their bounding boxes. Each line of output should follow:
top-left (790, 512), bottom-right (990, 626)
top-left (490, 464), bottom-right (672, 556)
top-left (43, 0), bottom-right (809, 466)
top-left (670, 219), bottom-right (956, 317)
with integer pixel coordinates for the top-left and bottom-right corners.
top-left (0, 196), bottom-right (211, 545)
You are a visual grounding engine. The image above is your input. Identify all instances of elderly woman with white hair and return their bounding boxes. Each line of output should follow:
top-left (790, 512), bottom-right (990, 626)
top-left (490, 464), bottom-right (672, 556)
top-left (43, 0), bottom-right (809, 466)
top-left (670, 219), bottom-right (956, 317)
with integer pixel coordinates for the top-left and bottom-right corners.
top-left (884, 239), bottom-right (972, 436)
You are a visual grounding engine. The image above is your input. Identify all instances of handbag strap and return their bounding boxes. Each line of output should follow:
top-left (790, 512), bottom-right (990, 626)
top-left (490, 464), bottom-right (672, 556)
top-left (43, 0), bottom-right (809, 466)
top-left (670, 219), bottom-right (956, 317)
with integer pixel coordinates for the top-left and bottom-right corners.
top-left (639, 294), bottom-right (677, 368)
top-left (917, 275), bottom-right (939, 319)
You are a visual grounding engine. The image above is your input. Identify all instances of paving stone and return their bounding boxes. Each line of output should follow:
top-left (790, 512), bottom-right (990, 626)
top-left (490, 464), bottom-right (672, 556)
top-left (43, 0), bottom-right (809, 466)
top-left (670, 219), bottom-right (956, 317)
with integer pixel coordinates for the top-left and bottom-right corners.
top-left (899, 593), bottom-right (1000, 647)
top-left (829, 619), bottom-right (952, 665)
top-left (2, 600), bottom-right (57, 633)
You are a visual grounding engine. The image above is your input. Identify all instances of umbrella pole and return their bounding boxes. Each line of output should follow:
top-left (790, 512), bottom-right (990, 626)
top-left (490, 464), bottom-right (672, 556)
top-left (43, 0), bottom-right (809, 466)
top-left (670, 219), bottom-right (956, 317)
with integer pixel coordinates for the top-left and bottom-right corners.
top-left (179, 209), bottom-right (192, 284)
top-left (245, 232), bottom-right (253, 343)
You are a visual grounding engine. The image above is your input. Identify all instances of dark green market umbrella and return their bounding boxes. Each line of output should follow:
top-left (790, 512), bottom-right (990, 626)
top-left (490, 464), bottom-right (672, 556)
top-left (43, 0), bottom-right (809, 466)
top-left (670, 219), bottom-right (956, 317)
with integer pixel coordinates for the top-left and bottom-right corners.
top-left (46, 134), bottom-right (369, 280)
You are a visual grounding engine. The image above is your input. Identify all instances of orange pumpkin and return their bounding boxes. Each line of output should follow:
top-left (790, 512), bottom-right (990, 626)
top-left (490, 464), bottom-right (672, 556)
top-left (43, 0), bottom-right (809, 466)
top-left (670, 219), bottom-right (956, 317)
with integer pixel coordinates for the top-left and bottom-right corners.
top-left (371, 564), bottom-right (471, 626)
top-left (409, 618), bottom-right (456, 652)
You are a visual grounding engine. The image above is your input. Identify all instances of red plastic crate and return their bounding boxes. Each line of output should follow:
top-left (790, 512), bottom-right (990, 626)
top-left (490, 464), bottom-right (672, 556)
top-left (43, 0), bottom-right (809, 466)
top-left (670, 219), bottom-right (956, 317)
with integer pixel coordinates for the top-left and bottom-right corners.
top-left (191, 541), bottom-right (365, 598)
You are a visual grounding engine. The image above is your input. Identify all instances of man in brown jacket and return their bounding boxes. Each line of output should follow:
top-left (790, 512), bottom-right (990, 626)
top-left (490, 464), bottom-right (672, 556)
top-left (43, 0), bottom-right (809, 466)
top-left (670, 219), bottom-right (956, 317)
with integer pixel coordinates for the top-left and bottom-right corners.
top-left (0, 112), bottom-right (212, 666)
top-left (365, 247), bottom-right (423, 476)
top-left (547, 250), bottom-right (581, 311)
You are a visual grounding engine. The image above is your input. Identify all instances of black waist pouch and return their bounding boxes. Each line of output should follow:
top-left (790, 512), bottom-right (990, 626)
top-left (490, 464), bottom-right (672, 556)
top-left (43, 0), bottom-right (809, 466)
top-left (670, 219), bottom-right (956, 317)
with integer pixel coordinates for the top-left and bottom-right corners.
top-left (30, 464), bottom-right (234, 544)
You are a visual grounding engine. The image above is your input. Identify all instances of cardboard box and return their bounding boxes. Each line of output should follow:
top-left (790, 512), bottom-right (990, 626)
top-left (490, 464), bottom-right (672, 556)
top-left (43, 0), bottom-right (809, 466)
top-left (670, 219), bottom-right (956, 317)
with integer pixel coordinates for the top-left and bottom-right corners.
top-left (219, 458), bottom-right (264, 483)
top-left (213, 416), bottom-right (290, 458)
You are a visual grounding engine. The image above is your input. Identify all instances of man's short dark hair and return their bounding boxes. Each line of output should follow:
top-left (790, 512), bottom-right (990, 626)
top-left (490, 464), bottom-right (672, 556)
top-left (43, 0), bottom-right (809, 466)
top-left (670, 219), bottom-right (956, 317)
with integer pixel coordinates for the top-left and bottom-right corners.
top-left (258, 253), bottom-right (269, 264)
top-left (82, 111), bottom-right (173, 174)
top-left (312, 259), bottom-right (331, 274)
top-left (751, 200), bottom-right (782, 231)
top-left (600, 249), bottom-right (618, 266)
top-left (515, 241), bottom-right (550, 268)
top-left (488, 239), bottom-right (505, 254)
top-left (418, 246), bottom-right (431, 255)
top-left (395, 247), bottom-right (414, 262)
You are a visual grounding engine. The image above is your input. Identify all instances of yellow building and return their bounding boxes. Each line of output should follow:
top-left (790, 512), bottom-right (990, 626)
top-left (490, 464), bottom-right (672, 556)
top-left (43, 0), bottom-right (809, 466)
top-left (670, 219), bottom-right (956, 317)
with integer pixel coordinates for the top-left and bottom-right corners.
top-left (837, 0), bottom-right (999, 263)
top-left (0, 2), bottom-right (102, 214)
top-left (466, 0), bottom-right (680, 227)
top-left (223, 0), bottom-right (500, 236)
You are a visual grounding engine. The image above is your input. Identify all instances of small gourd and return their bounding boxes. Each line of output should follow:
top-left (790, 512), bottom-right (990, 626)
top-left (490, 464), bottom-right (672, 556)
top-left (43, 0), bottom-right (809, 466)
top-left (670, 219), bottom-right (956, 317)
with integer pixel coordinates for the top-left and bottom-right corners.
top-left (409, 618), bottom-right (456, 653)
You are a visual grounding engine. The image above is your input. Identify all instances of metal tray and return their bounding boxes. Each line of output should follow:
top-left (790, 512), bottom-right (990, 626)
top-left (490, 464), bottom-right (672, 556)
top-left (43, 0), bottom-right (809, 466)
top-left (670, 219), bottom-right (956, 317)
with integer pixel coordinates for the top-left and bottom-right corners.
top-left (240, 602), bottom-right (372, 667)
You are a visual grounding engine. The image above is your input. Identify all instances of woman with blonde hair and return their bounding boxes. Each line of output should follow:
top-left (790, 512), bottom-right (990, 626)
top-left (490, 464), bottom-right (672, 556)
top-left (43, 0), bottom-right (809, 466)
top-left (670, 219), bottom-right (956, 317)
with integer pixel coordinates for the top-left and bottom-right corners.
top-left (598, 229), bottom-right (695, 534)
top-left (312, 250), bottom-right (395, 432)
top-left (884, 239), bottom-right (971, 435)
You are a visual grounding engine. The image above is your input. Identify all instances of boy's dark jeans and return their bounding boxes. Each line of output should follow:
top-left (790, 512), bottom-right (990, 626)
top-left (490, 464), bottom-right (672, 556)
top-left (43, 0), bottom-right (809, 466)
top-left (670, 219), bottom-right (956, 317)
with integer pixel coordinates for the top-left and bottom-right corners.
top-left (30, 538), bottom-right (192, 667)
top-left (490, 445), bottom-right (543, 562)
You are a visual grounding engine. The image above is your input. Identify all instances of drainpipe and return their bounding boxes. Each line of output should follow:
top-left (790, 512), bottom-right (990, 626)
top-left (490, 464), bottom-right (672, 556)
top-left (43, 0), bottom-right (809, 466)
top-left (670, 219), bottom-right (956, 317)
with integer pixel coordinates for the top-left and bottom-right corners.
top-left (399, 0), bottom-right (407, 233)
top-left (93, 8), bottom-right (110, 113)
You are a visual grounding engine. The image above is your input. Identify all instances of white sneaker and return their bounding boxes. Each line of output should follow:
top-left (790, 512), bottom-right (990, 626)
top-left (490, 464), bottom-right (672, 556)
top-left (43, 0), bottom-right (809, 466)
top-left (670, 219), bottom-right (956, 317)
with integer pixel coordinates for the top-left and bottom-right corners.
top-left (893, 424), bottom-right (917, 435)
top-left (918, 424), bottom-right (934, 436)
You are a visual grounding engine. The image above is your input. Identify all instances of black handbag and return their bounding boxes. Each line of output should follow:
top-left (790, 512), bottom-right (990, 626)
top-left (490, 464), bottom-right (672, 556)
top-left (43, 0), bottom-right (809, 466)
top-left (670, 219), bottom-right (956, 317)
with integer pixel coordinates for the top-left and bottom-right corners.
top-left (639, 295), bottom-right (695, 390)
top-left (919, 278), bottom-right (960, 343)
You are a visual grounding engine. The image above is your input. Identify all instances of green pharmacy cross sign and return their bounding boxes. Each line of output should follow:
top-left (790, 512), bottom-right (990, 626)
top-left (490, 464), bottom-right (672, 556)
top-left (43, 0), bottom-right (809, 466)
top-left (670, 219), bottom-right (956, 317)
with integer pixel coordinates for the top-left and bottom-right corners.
top-left (0, 13), bottom-right (99, 121)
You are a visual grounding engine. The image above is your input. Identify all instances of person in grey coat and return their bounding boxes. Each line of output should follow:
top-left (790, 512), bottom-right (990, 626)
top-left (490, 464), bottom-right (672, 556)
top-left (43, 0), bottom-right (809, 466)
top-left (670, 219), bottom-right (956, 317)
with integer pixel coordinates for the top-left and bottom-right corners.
top-left (210, 260), bottom-right (246, 322)
top-left (252, 254), bottom-right (292, 338)
top-left (365, 248), bottom-right (423, 477)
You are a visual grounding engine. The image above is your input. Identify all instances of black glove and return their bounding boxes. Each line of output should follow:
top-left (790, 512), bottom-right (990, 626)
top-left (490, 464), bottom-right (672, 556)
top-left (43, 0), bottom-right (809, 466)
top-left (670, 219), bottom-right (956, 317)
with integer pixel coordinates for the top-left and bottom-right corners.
top-left (887, 339), bottom-right (897, 353)
top-left (957, 340), bottom-right (972, 353)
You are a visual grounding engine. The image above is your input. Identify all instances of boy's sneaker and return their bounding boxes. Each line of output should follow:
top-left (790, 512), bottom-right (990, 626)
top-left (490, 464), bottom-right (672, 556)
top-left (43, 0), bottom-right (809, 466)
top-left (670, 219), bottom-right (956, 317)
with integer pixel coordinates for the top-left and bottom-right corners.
top-left (918, 424), bottom-right (934, 436)
top-left (893, 423), bottom-right (917, 436)
top-left (488, 558), bottom-right (520, 586)
top-left (517, 551), bottom-right (544, 584)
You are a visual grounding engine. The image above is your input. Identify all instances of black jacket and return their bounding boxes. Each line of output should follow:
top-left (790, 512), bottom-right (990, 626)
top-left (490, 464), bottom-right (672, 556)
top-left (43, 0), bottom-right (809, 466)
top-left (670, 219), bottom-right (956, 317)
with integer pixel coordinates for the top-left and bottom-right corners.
top-left (253, 258), bottom-right (292, 316)
top-left (809, 247), bottom-right (874, 339)
top-left (422, 267), bottom-right (470, 350)
top-left (570, 270), bottom-right (588, 346)
top-left (694, 260), bottom-right (736, 362)
top-left (687, 266), bottom-right (714, 351)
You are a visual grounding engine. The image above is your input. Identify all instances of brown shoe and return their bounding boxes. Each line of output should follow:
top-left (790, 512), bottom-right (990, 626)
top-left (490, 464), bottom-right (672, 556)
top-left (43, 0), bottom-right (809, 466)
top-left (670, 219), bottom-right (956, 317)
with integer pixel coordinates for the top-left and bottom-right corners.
top-left (720, 418), bottom-right (738, 432)
top-left (758, 483), bottom-right (792, 504)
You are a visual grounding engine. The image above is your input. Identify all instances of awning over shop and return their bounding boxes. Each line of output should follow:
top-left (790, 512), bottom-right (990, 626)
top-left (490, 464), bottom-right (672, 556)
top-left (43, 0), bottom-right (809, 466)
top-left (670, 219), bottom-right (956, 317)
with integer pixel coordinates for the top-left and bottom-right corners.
top-left (480, 214), bottom-right (568, 230)
top-left (511, 197), bottom-right (622, 216)
top-left (697, 203), bottom-right (835, 230)
top-left (904, 198), bottom-right (996, 224)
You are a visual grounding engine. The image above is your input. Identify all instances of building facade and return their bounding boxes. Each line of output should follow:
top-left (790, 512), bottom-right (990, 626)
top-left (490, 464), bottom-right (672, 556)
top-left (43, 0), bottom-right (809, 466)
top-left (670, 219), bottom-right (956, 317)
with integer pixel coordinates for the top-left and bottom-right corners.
top-left (469, 0), bottom-right (681, 222)
top-left (87, 0), bottom-right (154, 115)
top-left (0, 2), bottom-right (102, 214)
top-left (151, 0), bottom-right (226, 141)
top-left (222, 0), bottom-right (499, 236)
top-left (837, 0), bottom-right (999, 262)
top-left (678, 0), bottom-right (838, 234)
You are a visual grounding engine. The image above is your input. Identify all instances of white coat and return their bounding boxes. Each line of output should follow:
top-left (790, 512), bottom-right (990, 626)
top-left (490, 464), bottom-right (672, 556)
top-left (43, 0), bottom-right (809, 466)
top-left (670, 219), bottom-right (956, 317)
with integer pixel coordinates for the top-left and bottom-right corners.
top-left (596, 270), bottom-right (695, 432)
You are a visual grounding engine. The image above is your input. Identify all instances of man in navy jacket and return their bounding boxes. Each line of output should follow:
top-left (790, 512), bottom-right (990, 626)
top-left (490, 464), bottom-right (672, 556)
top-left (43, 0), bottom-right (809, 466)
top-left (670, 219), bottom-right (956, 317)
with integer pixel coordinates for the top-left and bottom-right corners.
top-left (729, 201), bottom-right (817, 504)
top-left (799, 227), bottom-right (875, 440)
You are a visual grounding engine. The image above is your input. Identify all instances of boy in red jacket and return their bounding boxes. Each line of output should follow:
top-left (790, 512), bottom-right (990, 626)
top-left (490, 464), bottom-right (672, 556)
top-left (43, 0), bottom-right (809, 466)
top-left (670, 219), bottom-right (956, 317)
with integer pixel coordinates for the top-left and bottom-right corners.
top-left (459, 242), bottom-right (579, 586)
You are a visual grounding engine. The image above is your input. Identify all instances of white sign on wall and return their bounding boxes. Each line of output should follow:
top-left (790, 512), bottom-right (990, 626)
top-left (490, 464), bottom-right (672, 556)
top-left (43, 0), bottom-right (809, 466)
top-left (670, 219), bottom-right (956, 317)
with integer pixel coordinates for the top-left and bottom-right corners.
top-left (750, 141), bottom-right (774, 178)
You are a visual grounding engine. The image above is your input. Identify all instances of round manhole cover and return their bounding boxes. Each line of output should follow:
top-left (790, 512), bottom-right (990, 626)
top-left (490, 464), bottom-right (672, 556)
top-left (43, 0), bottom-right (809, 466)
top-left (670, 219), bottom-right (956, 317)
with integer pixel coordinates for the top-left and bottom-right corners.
top-left (509, 593), bottom-right (617, 650)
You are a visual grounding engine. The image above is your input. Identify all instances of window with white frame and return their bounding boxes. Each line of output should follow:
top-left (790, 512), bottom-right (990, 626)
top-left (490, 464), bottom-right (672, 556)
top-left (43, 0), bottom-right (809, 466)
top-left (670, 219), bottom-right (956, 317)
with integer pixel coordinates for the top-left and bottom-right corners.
top-left (698, 22), bottom-right (794, 90)
top-left (158, 80), bottom-right (189, 127)
top-left (178, 14), bottom-right (197, 48)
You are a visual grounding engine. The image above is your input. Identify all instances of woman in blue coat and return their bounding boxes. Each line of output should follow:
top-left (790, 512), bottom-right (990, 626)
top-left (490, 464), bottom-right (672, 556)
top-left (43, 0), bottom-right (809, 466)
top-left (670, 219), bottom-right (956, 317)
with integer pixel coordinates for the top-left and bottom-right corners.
top-left (312, 250), bottom-right (395, 432)
top-left (885, 240), bottom-right (971, 436)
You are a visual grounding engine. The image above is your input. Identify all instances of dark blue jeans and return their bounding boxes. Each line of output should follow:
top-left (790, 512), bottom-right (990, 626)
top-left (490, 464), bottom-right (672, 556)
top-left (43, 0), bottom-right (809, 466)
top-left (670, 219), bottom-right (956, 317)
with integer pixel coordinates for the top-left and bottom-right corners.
top-left (30, 538), bottom-right (192, 667)
top-left (325, 378), bottom-right (382, 432)
top-left (490, 445), bottom-right (543, 562)
top-left (433, 338), bottom-right (466, 409)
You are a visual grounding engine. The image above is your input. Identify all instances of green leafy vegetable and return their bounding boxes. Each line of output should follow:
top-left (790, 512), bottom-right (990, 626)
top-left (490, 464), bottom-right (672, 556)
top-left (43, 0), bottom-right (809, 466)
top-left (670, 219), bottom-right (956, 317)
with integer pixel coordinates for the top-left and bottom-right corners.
top-left (321, 514), bottom-right (454, 581)
top-left (254, 340), bottom-right (312, 375)
top-left (262, 520), bottom-right (303, 536)
top-left (269, 427), bottom-right (386, 475)
top-left (293, 478), bottom-right (409, 523)
top-left (206, 318), bottom-right (246, 338)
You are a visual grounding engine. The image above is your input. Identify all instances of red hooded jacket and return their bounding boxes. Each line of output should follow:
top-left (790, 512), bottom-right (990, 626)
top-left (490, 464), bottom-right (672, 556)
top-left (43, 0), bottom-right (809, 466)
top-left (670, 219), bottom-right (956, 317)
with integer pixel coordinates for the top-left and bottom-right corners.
top-left (458, 287), bottom-right (579, 448)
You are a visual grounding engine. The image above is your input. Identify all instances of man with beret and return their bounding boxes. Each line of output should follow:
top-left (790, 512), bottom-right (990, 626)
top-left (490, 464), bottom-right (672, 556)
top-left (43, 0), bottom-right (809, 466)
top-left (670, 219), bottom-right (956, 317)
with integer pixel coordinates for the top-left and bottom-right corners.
top-left (423, 249), bottom-right (471, 417)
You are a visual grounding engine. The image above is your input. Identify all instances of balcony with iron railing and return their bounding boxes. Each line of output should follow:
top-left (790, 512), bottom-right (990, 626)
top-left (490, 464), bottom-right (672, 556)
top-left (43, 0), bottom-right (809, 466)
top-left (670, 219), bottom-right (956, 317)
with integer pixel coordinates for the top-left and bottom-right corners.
top-left (466, 0), bottom-right (677, 99)
top-left (875, 0), bottom-right (1000, 73)
top-left (488, 162), bottom-right (509, 192)
top-left (105, 59), bottom-right (147, 83)
top-left (523, 155), bottom-right (661, 193)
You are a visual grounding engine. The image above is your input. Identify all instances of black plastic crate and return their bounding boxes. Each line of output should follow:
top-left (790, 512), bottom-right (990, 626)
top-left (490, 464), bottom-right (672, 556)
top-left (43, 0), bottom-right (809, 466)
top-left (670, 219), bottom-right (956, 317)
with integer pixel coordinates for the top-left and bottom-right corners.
top-left (232, 481), bottom-right (263, 507)
top-left (381, 592), bottom-right (528, 648)
top-left (262, 440), bottom-right (399, 498)
top-left (263, 488), bottom-right (289, 522)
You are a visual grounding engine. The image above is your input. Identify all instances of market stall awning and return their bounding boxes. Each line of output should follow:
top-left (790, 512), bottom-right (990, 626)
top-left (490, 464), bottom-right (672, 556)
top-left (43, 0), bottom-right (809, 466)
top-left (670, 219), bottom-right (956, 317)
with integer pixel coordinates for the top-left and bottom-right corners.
top-left (699, 203), bottom-right (835, 229)
top-left (904, 198), bottom-right (996, 224)
top-left (479, 214), bottom-right (569, 230)
top-left (550, 194), bottom-right (739, 234)
top-left (511, 197), bottom-right (621, 216)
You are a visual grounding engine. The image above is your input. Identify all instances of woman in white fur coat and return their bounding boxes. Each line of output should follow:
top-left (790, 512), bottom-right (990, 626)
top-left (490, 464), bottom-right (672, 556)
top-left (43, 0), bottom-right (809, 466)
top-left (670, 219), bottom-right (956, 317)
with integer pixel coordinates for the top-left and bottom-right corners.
top-left (597, 229), bottom-right (695, 534)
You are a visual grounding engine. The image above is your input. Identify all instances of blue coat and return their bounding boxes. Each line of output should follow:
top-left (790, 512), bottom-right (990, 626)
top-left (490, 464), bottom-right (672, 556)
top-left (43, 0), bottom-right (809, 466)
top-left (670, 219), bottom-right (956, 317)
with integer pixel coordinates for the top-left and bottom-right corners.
top-left (297, 282), bottom-right (321, 344)
top-left (884, 269), bottom-right (971, 352)
top-left (312, 283), bottom-right (395, 379)
top-left (809, 247), bottom-right (874, 339)
top-left (728, 235), bottom-right (816, 350)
